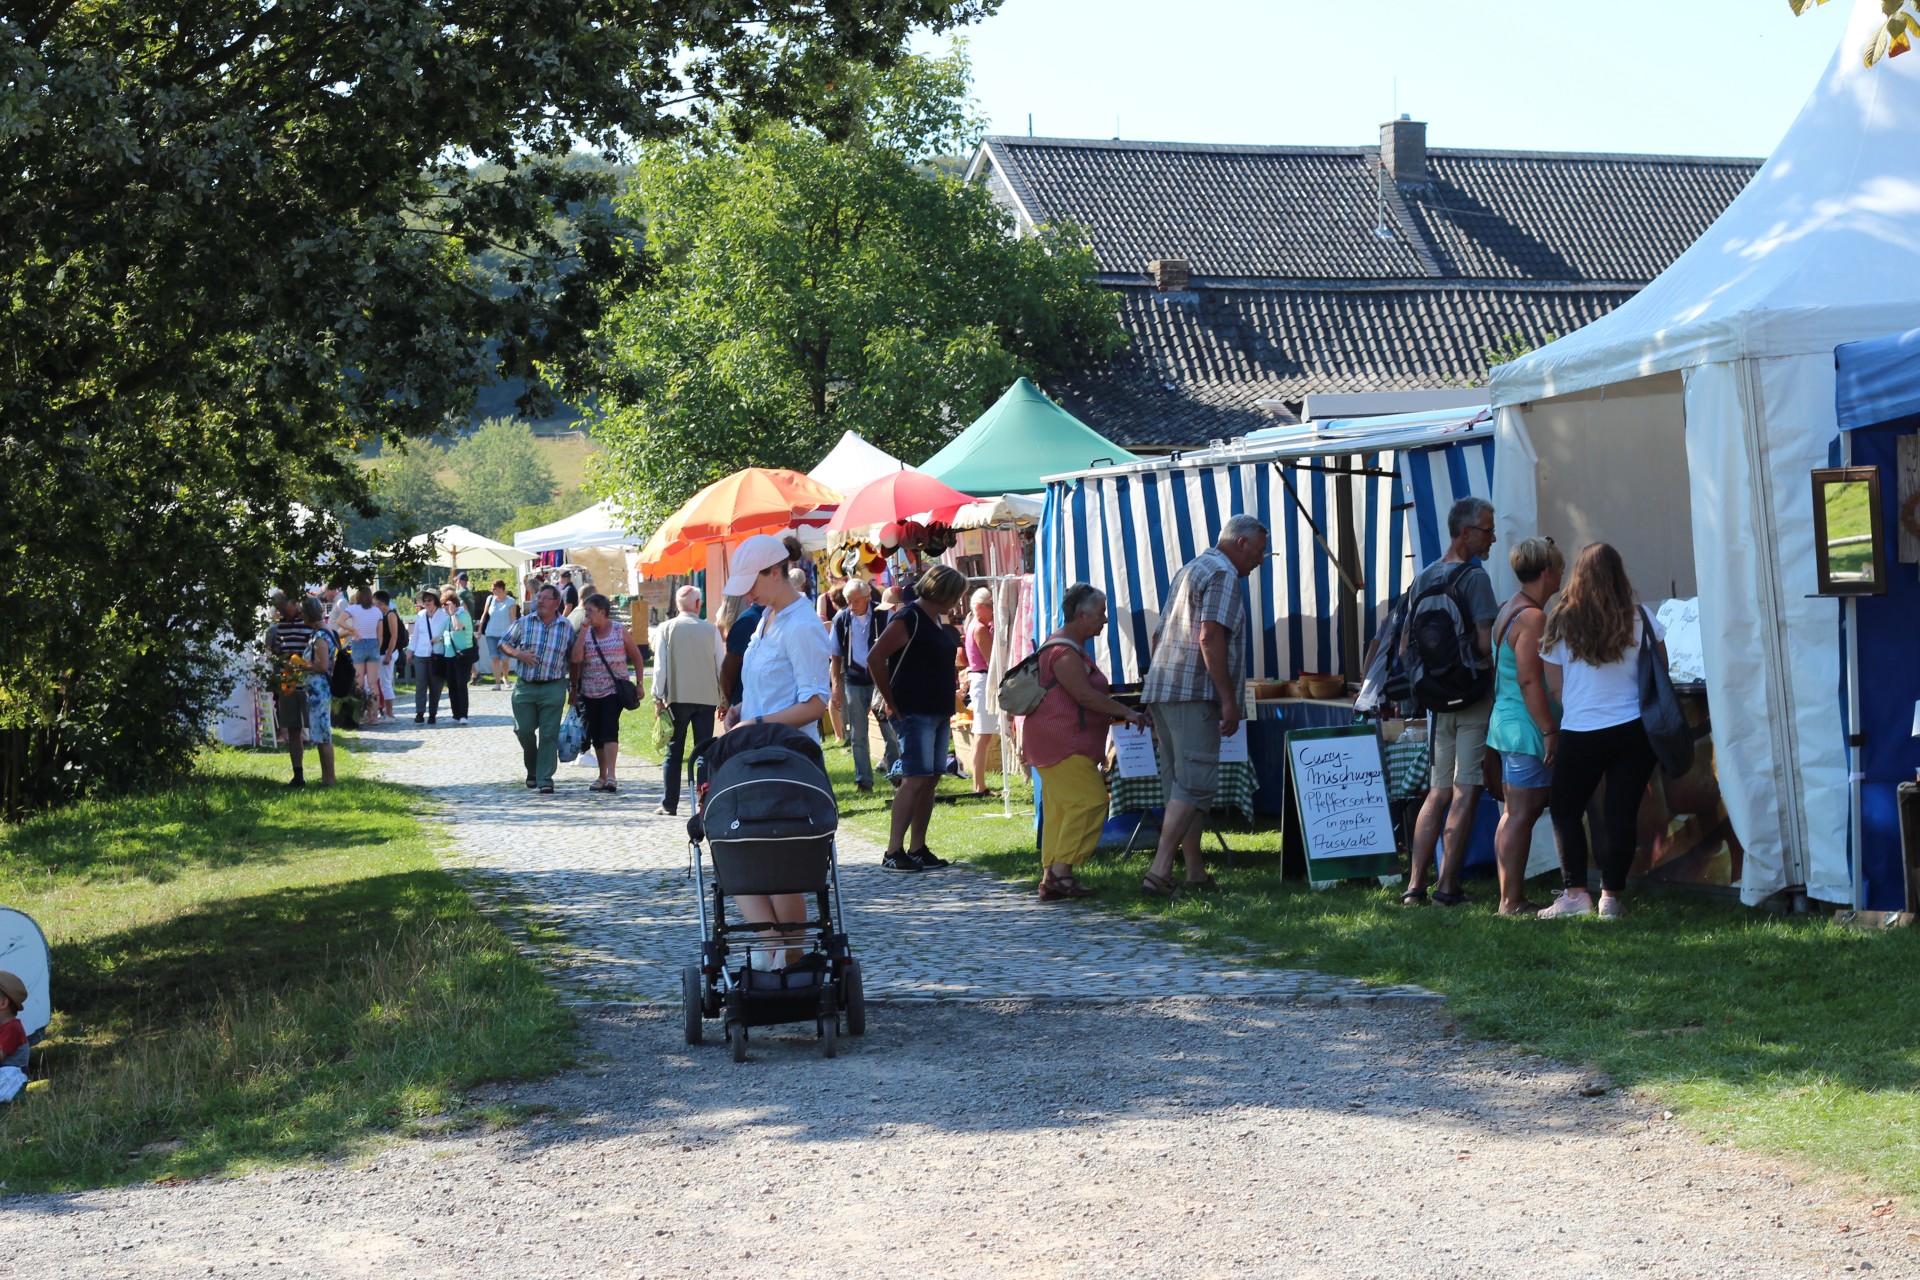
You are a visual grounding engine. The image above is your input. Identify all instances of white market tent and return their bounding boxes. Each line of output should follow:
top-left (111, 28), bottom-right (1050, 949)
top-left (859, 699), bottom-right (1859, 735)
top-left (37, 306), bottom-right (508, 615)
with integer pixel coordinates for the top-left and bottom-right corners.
top-left (1488, 0), bottom-right (1920, 907)
top-left (807, 431), bottom-right (906, 495)
top-left (511, 499), bottom-right (641, 552)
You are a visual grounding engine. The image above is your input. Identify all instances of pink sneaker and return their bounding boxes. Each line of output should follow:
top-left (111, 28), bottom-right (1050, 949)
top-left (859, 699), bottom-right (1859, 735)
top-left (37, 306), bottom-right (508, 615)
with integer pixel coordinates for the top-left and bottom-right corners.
top-left (1536, 891), bottom-right (1594, 919)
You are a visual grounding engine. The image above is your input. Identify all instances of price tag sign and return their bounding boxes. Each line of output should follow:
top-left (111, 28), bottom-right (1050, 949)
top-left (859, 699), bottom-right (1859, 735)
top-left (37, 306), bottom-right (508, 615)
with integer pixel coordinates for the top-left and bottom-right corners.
top-left (1109, 724), bottom-right (1159, 779)
top-left (1285, 725), bottom-right (1399, 881)
top-left (1218, 721), bottom-right (1249, 764)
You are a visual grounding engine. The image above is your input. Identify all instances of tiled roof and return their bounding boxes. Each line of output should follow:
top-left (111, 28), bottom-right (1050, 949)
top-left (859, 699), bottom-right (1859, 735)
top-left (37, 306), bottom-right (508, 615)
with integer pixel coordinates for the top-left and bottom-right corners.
top-left (973, 132), bottom-right (1757, 449)
top-left (978, 136), bottom-right (1758, 285)
top-left (1043, 285), bottom-right (1635, 450)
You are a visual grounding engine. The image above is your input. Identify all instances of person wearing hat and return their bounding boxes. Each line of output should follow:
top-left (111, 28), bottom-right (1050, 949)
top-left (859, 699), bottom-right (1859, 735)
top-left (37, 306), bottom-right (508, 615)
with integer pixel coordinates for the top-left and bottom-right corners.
top-left (721, 533), bottom-right (835, 967)
top-left (0, 970), bottom-right (30, 1073)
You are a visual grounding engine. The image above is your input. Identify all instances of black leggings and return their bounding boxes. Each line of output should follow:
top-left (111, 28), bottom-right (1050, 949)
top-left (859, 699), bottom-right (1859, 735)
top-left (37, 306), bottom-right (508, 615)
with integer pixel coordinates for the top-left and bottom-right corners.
top-left (1548, 719), bottom-right (1657, 894)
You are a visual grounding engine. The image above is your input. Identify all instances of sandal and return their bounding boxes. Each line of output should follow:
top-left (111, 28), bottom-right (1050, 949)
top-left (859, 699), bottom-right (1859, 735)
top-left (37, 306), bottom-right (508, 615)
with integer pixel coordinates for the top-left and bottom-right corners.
top-left (1431, 888), bottom-right (1475, 907)
top-left (1141, 872), bottom-right (1179, 899)
top-left (1039, 871), bottom-right (1093, 901)
top-left (1182, 875), bottom-right (1221, 893)
top-left (1399, 886), bottom-right (1430, 906)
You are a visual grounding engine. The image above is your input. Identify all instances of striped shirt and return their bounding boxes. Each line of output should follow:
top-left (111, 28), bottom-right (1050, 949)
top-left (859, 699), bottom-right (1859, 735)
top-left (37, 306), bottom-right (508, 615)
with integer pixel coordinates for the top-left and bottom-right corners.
top-left (266, 619), bottom-right (314, 657)
top-left (503, 613), bottom-right (574, 682)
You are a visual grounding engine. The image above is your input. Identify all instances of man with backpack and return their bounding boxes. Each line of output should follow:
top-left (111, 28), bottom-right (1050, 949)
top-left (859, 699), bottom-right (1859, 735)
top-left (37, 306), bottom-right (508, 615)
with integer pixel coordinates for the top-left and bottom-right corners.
top-left (1400, 497), bottom-right (1500, 906)
top-left (832, 579), bottom-right (898, 792)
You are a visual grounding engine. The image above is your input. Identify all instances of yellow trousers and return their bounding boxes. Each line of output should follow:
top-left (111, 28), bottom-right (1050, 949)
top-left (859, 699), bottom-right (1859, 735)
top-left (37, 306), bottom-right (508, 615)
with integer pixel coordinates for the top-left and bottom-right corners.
top-left (1038, 754), bottom-right (1106, 869)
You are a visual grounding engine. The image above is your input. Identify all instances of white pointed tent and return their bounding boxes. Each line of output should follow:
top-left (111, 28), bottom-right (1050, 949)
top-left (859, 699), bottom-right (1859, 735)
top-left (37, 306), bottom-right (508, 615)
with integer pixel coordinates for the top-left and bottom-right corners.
top-left (511, 499), bottom-right (641, 552)
top-left (1489, 0), bottom-right (1920, 906)
top-left (807, 431), bottom-right (905, 494)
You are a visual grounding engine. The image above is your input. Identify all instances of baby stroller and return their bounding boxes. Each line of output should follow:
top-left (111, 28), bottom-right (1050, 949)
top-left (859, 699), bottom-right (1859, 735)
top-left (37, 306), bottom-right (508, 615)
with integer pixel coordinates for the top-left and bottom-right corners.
top-left (682, 721), bottom-right (866, 1061)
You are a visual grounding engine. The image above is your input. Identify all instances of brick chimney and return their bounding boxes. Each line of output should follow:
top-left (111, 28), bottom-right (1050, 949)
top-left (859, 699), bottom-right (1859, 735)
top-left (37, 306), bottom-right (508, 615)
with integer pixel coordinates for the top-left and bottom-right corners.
top-left (1149, 258), bottom-right (1191, 291)
top-left (1381, 115), bottom-right (1427, 185)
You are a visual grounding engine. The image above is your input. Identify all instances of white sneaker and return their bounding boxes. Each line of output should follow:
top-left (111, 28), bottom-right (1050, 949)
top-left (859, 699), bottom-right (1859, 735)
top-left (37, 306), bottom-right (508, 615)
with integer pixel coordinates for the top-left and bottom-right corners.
top-left (1597, 895), bottom-right (1627, 920)
top-left (1536, 891), bottom-right (1594, 919)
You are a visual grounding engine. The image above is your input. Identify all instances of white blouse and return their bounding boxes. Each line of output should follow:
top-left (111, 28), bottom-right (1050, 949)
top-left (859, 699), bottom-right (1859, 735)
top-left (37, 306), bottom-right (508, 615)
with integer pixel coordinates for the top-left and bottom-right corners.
top-left (740, 596), bottom-right (834, 740)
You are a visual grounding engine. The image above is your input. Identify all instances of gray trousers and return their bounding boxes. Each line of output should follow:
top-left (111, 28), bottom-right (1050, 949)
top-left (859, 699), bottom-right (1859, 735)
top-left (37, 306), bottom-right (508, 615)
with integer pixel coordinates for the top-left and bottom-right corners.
top-left (843, 680), bottom-right (899, 786)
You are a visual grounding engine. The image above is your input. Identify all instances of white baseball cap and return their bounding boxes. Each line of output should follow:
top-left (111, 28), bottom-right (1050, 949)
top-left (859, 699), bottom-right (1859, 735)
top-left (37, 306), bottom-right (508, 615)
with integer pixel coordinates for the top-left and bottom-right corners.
top-left (722, 534), bottom-right (792, 597)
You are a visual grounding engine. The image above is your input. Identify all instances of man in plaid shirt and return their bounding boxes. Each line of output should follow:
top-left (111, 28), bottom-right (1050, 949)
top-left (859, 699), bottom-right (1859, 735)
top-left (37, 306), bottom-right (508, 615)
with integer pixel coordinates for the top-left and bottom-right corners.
top-left (500, 584), bottom-right (575, 792)
top-left (1138, 513), bottom-right (1268, 897)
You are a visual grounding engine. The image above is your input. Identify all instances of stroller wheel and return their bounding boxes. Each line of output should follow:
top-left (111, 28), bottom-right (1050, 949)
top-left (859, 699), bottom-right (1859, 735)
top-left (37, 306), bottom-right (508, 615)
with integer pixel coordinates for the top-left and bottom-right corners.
top-left (728, 1021), bottom-right (749, 1064)
top-left (842, 960), bottom-right (867, 1037)
top-left (680, 966), bottom-right (704, 1045)
top-left (818, 1016), bottom-right (838, 1059)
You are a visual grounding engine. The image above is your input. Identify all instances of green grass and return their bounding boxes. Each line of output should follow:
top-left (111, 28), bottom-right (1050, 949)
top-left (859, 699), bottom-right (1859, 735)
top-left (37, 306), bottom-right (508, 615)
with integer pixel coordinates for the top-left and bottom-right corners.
top-left (626, 701), bottom-right (1920, 1195)
top-left (0, 740), bottom-right (573, 1192)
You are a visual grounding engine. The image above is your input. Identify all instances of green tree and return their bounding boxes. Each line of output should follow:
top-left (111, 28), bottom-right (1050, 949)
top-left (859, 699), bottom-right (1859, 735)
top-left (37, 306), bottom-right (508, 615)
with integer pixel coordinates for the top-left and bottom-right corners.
top-left (449, 420), bottom-right (559, 535)
top-left (0, 0), bottom-right (997, 818)
top-left (341, 445), bottom-right (460, 549)
top-left (576, 44), bottom-right (1126, 524)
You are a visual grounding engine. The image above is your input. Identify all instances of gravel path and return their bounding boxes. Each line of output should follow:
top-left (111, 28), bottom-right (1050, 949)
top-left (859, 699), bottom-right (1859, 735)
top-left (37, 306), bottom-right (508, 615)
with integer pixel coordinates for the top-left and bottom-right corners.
top-left (9, 1003), bottom-right (1915, 1279)
top-left (5, 690), bottom-right (1913, 1277)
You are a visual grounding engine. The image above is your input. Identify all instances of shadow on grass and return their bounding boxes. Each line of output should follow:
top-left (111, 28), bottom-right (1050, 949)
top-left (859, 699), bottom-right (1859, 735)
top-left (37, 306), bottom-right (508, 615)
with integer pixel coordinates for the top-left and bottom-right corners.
top-left (3, 873), bottom-right (572, 1192)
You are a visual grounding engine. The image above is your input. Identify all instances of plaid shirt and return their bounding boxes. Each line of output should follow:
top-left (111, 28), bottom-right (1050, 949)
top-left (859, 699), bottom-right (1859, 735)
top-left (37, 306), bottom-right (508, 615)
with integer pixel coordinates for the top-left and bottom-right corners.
top-left (1141, 547), bottom-right (1246, 705)
top-left (502, 613), bottom-right (574, 682)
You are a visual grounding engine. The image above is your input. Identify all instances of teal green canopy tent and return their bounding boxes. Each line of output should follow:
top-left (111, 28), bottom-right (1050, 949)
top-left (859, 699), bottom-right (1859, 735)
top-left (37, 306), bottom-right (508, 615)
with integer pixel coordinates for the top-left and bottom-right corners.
top-left (918, 378), bottom-right (1139, 494)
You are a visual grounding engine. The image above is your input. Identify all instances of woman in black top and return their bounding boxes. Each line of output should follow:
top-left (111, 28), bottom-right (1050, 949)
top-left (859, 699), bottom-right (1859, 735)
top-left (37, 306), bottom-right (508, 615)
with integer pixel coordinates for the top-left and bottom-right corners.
top-left (867, 564), bottom-right (968, 872)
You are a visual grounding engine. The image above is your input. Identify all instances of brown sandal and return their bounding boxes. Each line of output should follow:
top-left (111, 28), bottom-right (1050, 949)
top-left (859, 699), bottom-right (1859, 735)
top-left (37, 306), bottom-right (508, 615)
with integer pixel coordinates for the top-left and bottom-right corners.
top-left (1141, 872), bottom-right (1179, 899)
top-left (1040, 871), bottom-right (1096, 900)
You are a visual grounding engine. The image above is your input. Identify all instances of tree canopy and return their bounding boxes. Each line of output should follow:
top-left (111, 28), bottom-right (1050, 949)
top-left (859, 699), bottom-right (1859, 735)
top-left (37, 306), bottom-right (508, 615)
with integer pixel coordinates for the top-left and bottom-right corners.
top-left (449, 421), bottom-right (560, 535)
top-left (0, 0), bottom-right (997, 816)
top-left (575, 45), bottom-right (1126, 524)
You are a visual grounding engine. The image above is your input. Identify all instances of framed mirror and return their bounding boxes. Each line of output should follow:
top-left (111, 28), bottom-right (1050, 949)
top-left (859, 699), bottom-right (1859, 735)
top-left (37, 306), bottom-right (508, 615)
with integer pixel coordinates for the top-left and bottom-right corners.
top-left (1811, 466), bottom-right (1887, 596)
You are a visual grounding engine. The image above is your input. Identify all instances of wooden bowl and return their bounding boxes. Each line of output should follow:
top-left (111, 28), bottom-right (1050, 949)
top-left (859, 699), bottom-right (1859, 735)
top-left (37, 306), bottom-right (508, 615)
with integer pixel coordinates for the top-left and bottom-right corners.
top-left (1300, 674), bottom-right (1347, 699)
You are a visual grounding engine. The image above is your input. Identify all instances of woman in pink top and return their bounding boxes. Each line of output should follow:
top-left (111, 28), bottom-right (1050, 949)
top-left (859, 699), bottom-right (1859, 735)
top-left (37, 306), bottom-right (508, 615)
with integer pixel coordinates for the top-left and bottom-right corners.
top-left (964, 587), bottom-right (998, 796)
top-left (1024, 584), bottom-right (1148, 901)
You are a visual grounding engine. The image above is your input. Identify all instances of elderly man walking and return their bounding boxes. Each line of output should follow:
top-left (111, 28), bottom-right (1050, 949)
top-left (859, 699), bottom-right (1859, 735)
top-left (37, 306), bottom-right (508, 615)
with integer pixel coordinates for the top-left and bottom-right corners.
top-left (499, 583), bottom-right (574, 794)
top-left (651, 586), bottom-right (725, 816)
top-left (1400, 496), bottom-right (1500, 906)
top-left (1139, 514), bottom-right (1268, 897)
top-left (832, 579), bottom-right (898, 792)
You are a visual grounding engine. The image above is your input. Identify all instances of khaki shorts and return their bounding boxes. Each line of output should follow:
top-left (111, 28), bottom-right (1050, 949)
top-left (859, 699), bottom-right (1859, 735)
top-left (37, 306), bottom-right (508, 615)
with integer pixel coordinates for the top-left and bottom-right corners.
top-left (1429, 698), bottom-right (1493, 789)
top-left (1148, 700), bottom-right (1221, 810)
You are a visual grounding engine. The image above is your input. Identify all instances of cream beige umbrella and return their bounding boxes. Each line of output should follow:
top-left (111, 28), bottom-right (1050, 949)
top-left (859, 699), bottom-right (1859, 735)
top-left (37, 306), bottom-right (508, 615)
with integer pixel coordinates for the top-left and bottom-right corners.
top-left (407, 524), bottom-right (523, 571)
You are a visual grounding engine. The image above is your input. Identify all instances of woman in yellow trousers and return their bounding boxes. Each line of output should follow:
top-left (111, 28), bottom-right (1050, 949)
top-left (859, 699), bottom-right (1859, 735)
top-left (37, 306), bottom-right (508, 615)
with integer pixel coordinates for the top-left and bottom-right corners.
top-left (1023, 583), bottom-right (1149, 900)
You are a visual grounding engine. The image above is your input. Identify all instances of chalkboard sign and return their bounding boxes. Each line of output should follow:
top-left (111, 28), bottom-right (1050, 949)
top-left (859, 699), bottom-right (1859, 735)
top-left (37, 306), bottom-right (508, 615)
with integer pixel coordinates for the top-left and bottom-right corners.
top-left (1285, 725), bottom-right (1399, 882)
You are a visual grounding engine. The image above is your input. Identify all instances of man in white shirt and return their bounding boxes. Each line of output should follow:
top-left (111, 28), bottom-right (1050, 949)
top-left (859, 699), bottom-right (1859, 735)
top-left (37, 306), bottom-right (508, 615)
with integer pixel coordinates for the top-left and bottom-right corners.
top-left (650, 585), bottom-right (725, 816)
top-left (831, 580), bottom-right (898, 792)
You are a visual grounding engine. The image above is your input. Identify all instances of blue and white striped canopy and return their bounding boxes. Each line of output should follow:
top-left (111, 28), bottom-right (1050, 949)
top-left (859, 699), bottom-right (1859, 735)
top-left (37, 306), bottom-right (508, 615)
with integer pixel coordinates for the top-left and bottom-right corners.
top-left (1038, 438), bottom-right (1494, 686)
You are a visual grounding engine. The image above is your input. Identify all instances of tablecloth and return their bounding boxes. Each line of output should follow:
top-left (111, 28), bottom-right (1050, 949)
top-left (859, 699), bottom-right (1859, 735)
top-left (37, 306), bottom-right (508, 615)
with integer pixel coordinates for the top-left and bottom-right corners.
top-left (1384, 736), bottom-right (1431, 802)
top-left (1108, 760), bottom-right (1255, 820)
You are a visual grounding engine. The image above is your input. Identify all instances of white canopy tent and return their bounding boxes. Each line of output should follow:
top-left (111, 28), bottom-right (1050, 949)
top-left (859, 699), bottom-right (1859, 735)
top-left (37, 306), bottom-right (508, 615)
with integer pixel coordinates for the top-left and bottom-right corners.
top-left (1488, 0), bottom-right (1920, 906)
top-left (807, 431), bottom-right (905, 494)
top-left (511, 499), bottom-right (642, 552)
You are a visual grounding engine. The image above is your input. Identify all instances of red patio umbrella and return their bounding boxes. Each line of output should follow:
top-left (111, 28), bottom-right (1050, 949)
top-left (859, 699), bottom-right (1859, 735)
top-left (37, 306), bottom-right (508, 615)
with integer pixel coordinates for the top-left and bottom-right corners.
top-left (822, 470), bottom-right (977, 534)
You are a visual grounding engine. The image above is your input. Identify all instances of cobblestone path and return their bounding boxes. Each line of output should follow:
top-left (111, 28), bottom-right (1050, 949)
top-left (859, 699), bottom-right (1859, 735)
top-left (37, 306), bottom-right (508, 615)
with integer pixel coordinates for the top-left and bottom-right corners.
top-left (360, 685), bottom-right (1434, 1006)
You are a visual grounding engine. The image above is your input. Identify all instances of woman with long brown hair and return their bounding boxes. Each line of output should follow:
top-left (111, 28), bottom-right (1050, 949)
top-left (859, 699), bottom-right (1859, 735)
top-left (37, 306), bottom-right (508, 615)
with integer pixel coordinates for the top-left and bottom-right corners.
top-left (1537, 542), bottom-right (1667, 920)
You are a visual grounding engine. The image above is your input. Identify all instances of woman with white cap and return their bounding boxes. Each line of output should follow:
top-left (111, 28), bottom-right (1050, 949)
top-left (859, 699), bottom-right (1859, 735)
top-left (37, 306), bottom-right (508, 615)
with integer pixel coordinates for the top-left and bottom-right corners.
top-left (721, 533), bottom-right (837, 967)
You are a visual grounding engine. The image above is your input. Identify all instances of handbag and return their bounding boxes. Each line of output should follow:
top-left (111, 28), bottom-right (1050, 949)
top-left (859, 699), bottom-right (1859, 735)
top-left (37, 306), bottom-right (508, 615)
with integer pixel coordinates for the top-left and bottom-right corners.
top-left (1636, 606), bottom-right (1693, 776)
top-left (557, 704), bottom-right (587, 763)
top-left (590, 625), bottom-right (640, 711)
top-left (997, 638), bottom-right (1083, 717)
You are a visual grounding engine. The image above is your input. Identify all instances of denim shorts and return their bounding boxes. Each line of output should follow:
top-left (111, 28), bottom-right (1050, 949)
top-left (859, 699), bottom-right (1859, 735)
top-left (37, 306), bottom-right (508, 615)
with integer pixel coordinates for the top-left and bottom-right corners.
top-left (1502, 749), bottom-right (1552, 789)
top-left (892, 712), bottom-right (951, 778)
top-left (350, 637), bottom-right (380, 663)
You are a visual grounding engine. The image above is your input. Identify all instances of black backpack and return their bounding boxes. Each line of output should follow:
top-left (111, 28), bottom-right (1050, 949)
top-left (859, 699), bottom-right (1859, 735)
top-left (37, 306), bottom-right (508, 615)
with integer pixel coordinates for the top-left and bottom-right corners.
top-left (1404, 563), bottom-right (1492, 712)
top-left (326, 629), bottom-right (357, 697)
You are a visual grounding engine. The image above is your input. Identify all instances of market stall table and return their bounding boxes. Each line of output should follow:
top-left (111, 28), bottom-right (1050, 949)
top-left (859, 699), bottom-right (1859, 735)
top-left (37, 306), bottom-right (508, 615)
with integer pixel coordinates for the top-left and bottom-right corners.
top-left (1106, 758), bottom-right (1255, 861)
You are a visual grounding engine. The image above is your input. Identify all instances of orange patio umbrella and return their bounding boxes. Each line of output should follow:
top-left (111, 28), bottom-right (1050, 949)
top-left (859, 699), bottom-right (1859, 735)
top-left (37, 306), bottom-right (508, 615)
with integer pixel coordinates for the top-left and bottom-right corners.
top-left (636, 466), bottom-right (844, 577)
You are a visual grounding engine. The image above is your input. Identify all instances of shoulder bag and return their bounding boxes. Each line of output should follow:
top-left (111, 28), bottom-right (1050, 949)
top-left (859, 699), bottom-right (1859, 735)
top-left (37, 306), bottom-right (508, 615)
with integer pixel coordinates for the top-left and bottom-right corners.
top-left (1636, 605), bottom-right (1693, 776)
top-left (591, 624), bottom-right (641, 711)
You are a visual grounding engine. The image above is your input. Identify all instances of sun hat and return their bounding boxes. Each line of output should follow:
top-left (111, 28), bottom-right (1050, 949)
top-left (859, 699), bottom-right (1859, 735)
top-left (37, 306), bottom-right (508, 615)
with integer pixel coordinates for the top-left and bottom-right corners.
top-left (0, 970), bottom-right (25, 1011)
top-left (723, 534), bottom-right (794, 597)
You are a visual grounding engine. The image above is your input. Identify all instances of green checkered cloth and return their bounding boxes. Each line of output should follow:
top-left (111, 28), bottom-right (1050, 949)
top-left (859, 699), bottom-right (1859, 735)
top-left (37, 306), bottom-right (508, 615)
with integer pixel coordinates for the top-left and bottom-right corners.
top-left (1107, 760), bottom-right (1255, 820)
top-left (1384, 735), bottom-right (1430, 801)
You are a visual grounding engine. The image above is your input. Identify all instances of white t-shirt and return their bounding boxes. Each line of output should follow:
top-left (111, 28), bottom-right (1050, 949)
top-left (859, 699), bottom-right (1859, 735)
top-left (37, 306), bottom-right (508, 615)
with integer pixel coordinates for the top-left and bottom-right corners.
top-left (344, 603), bottom-right (383, 643)
top-left (1544, 611), bottom-right (1665, 732)
top-left (741, 596), bottom-right (835, 740)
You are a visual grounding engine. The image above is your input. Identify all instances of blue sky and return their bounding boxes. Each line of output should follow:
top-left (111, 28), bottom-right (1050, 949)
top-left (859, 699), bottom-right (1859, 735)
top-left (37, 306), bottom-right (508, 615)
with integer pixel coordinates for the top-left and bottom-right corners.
top-left (913, 0), bottom-right (1856, 158)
